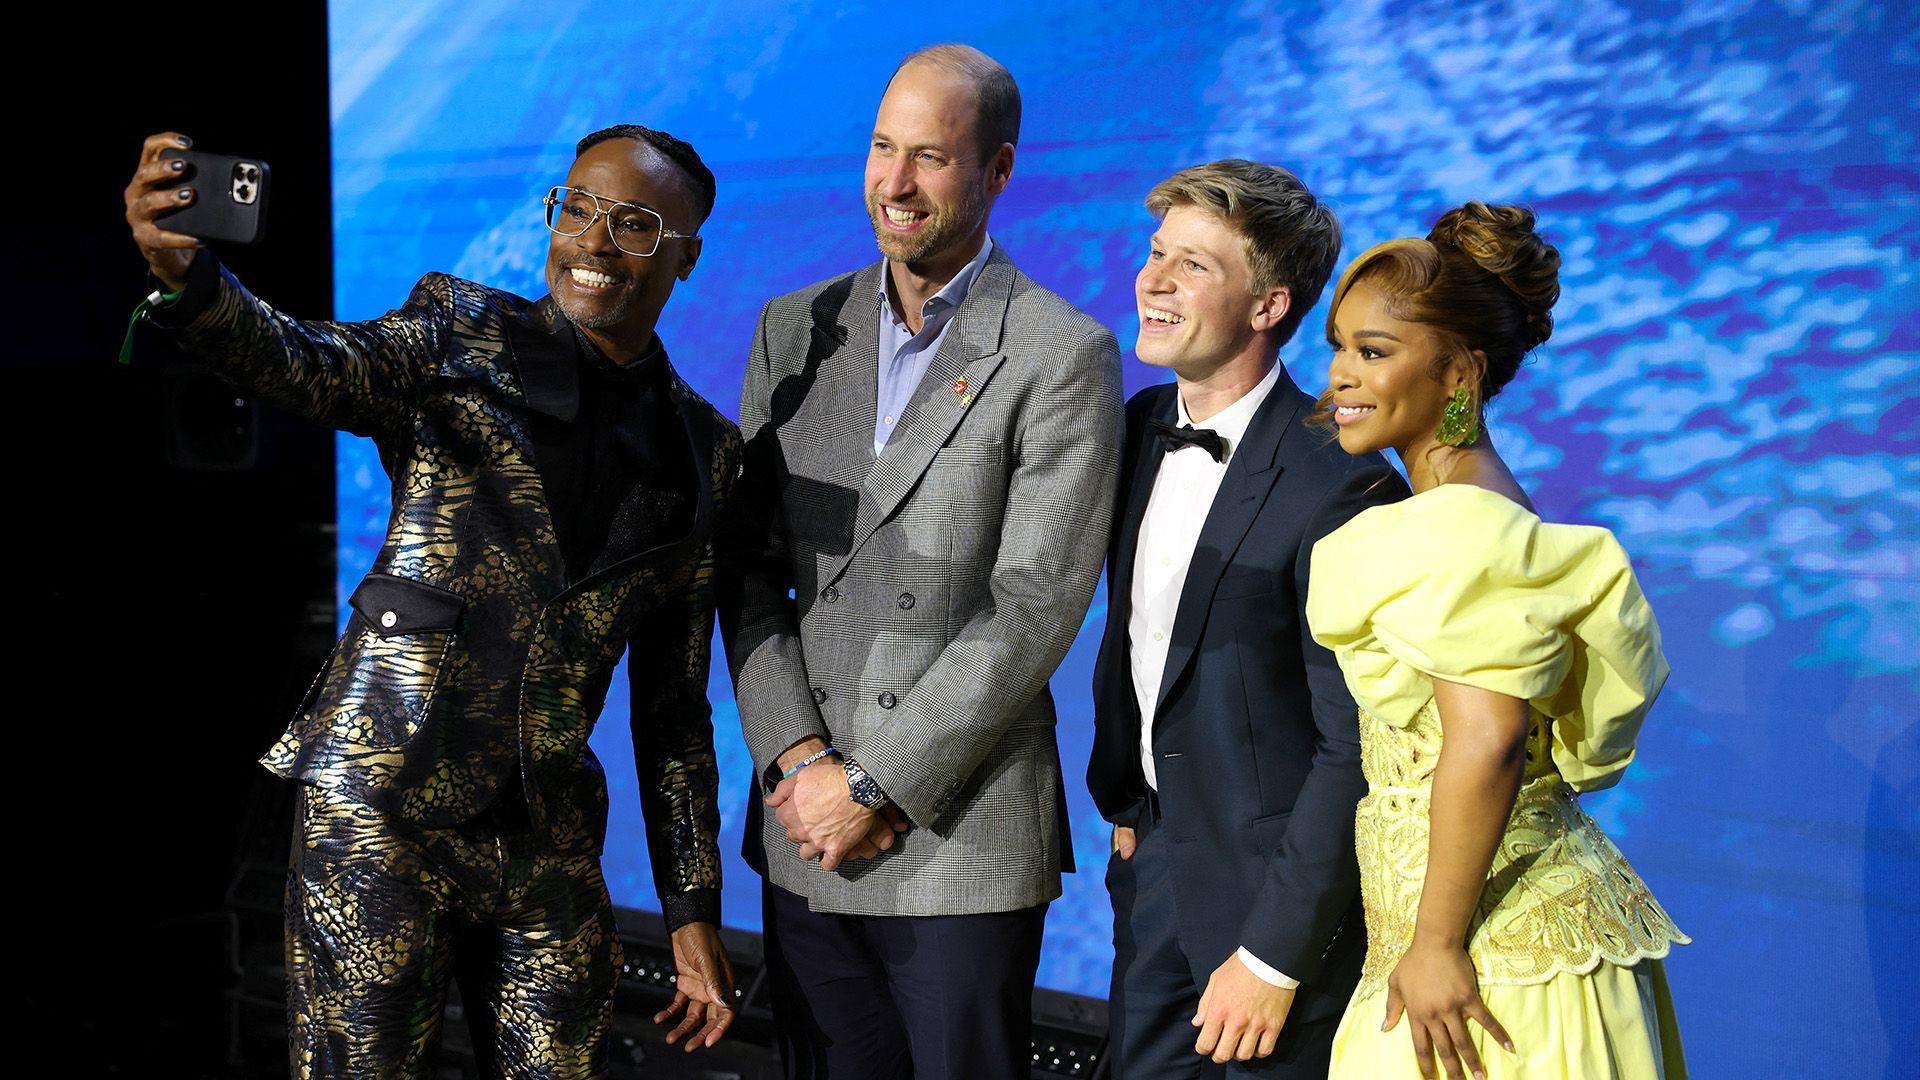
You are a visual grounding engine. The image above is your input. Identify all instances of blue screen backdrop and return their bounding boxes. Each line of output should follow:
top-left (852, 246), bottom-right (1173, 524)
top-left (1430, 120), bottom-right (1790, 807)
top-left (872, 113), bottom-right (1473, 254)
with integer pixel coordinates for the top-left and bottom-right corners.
top-left (327, 3), bottom-right (1918, 1075)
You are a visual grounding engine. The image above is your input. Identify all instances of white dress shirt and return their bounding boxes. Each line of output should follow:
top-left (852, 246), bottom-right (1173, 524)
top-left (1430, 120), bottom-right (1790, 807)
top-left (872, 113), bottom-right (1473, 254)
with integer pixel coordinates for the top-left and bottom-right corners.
top-left (1127, 362), bottom-right (1299, 990)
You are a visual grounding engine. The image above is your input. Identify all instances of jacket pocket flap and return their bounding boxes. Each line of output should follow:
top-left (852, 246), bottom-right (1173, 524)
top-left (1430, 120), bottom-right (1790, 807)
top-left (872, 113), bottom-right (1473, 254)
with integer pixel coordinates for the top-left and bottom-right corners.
top-left (349, 573), bottom-right (466, 637)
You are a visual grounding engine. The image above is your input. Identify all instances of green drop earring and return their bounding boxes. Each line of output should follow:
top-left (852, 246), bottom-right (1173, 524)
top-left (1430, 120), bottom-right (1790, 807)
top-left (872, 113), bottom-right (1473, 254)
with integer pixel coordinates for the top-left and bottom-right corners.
top-left (1436, 386), bottom-right (1481, 447)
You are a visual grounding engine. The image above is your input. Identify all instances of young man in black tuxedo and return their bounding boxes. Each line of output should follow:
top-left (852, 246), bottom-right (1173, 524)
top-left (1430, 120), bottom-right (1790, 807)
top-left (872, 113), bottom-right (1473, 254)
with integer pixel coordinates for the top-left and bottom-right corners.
top-left (1089, 160), bottom-right (1408, 1077)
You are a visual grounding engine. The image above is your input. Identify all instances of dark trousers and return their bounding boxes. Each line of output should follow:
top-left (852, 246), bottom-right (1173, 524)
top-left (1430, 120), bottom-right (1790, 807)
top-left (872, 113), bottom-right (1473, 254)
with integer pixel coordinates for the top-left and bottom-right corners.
top-left (762, 881), bottom-right (1048, 1080)
top-left (285, 782), bottom-right (621, 1079)
top-left (1107, 812), bottom-right (1339, 1080)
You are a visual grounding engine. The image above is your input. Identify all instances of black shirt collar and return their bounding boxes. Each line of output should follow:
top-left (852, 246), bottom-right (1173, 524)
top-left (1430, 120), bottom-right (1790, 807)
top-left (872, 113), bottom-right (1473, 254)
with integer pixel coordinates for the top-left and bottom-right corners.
top-left (571, 323), bottom-right (668, 392)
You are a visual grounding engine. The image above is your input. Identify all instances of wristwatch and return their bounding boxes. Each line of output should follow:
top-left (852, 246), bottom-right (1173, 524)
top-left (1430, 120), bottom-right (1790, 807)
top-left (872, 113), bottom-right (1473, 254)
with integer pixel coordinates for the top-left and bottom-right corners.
top-left (841, 755), bottom-right (890, 810)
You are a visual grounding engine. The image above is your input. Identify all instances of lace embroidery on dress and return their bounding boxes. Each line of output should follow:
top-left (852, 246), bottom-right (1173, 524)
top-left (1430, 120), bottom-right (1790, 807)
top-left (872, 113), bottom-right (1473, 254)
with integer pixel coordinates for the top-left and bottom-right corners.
top-left (1353, 703), bottom-right (1689, 1001)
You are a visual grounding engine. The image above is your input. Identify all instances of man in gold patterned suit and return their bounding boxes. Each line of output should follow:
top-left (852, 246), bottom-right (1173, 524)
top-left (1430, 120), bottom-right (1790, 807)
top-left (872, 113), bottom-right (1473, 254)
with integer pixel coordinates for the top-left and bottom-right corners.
top-left (123, 125), bottom-right (740, 1075)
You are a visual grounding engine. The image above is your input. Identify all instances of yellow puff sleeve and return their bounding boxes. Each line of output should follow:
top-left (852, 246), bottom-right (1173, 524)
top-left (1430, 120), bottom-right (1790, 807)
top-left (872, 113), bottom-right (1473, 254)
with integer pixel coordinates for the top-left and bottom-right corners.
top-left (1306, 485), bottom-right (1669, 792)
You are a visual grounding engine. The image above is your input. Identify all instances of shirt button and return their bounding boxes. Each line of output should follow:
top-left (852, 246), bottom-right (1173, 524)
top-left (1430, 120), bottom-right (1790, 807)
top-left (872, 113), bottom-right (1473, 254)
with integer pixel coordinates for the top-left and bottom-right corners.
top-left (897, 592), bottom-right (915, 610)
top-left (1152, 630), bottom-right (1164, 641)
top-left (812, 687), bottom-right (828, 705)
top-left (380, 610), bottom-right (398, 629)
top-left (884, 415), bottom-right (895, 425)
top-left (877, 692), bottom-right (897, 709)
top-left (821, 586), bottom-right (839, 604)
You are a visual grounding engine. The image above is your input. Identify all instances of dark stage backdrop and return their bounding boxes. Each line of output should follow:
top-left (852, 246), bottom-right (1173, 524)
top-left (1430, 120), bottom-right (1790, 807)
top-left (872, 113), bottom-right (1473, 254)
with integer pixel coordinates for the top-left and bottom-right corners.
top-left (326, 3), bottom-right (1919, 1076)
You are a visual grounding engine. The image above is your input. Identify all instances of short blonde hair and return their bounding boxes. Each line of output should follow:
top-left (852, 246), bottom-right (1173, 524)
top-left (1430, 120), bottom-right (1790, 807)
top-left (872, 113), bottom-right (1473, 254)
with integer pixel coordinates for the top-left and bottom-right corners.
top-left (1146, 160), bottom-right (1342, 346)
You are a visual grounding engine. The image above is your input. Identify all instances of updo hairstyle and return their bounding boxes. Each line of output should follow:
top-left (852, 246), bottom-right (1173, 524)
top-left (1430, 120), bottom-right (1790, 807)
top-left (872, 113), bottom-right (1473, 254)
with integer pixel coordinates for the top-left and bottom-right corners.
top-left (1325, 201), bottom-right (1561, 406)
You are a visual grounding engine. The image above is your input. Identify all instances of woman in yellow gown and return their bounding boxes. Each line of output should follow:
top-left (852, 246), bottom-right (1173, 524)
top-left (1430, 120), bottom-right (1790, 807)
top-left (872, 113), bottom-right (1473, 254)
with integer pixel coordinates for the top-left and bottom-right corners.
top-left (1306, 203), bottom-right (1688, 1080)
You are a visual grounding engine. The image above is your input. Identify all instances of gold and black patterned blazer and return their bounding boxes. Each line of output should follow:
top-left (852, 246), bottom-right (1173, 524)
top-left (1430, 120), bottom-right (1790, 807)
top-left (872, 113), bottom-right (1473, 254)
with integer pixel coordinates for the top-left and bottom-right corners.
top-left (160, 257), bottom-right (737, 927)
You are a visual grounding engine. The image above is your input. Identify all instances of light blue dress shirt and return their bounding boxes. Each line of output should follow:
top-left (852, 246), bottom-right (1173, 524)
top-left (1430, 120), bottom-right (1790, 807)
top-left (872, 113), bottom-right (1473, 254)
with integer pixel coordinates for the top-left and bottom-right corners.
top-left (874, 237), bottom-right (994, 454)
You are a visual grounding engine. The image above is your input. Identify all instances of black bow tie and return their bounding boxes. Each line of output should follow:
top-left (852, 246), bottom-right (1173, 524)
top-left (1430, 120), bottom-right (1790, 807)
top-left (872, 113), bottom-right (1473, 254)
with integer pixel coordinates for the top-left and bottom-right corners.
top-left (1150, 419), bottom-right (1226, 462)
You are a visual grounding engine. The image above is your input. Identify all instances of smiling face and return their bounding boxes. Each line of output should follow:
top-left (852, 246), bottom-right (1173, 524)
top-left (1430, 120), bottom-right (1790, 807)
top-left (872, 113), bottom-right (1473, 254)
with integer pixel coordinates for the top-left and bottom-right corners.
top-left (545, 137), bottom-right (702, 348)
top-left (865, 61), bottom-right (1010, 267)
top-left (1135, 204), bottom-right (1290, 380)
top-left (1325, 280), bottom-right (1477, 457)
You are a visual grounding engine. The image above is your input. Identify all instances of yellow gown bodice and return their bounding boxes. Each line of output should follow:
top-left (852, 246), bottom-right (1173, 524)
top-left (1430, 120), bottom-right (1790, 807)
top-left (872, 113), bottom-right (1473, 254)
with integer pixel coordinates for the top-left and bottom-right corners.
top-left (1308, 484), bottom-right (1688, 1001)
top-left (1352, 700), bottom-right (1687, 998)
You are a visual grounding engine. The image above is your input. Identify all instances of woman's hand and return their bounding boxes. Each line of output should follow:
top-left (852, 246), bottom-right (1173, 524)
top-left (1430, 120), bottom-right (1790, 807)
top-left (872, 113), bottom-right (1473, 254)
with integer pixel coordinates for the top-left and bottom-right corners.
top-left (1383, 940), bottom-right (1513, 1080)
top-left (1394, 677), bottom-right (1528, 1077)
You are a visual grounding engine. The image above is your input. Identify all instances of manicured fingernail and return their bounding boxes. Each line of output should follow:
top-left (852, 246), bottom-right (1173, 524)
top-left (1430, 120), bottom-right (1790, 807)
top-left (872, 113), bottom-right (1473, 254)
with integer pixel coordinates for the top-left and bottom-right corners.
top-left (170, 160), bottom-right (184, 171)
top-left (178, 188), bottom-right (192, 199)
top-left (178, 136), bottom-right (193, 146)
top-left (1504, 1041), bottom-right (1515, 1053)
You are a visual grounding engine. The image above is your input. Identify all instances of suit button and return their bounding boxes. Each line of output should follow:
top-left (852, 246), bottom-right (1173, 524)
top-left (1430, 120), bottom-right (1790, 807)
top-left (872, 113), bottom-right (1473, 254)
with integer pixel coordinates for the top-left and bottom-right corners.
top-left (877, 692), bottom-right (897, 709)
top-left (812, 687), bottom-right (827, 705)
top-left (897, 592), bottom-right (915, 610)
top-left (821, 586), bottom-right (839, 604)
top-left (380, 610), bottom-right (398, 629)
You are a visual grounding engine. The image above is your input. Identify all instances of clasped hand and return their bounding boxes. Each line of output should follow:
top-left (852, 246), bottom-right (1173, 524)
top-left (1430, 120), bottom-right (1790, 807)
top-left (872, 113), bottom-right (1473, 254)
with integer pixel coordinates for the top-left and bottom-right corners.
top-left (766, 757), bottom-right (908, 872)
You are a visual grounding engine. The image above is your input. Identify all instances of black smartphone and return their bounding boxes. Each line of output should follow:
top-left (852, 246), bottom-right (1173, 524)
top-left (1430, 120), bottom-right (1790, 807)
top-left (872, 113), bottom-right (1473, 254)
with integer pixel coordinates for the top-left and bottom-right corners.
top-left (156, 147), bottom-right (271, 245)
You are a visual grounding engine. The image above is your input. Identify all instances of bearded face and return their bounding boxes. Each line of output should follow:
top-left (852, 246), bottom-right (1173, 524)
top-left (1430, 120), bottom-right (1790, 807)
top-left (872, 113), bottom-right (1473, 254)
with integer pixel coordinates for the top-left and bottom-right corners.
top-left (865, 174), bottom-right (988, 265)
top-left (863, 60), bottom-right (1006, 270)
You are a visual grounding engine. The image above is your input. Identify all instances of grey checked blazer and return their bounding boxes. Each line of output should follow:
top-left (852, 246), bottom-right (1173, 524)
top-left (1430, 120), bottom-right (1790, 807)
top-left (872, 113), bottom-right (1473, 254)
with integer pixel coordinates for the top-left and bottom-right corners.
top-left (724, 245), bottom-right (1123, 916)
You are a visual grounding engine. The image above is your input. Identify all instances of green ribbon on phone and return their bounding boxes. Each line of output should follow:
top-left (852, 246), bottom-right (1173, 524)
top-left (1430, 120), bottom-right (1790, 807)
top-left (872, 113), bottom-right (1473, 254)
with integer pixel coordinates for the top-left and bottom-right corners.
top-left (118, 287), bottom-right (184, 366)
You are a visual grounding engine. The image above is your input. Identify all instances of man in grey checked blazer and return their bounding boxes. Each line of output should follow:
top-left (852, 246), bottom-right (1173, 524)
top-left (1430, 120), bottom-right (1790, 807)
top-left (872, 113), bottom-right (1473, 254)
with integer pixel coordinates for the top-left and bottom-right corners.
top-left (723, 45), bottom-right (1123, 1079)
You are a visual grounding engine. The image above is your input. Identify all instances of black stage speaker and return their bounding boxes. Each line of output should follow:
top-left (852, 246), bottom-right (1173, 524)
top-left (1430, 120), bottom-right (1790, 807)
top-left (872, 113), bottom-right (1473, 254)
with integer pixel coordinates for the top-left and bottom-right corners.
top-left (1031, 987), bottom-right (1112, 1079)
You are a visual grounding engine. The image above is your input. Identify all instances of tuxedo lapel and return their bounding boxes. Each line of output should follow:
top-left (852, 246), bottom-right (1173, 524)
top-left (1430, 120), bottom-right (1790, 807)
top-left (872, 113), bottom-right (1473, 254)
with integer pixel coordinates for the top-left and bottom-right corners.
top-left (1111, 386), bottom-right (1179, 631)
top-left (494, 300), bottom-right (579, 595)
top-left (832, 250), bottom-right (1014, 581)
top-left (512, 298), bottom-right (582, 422)
top-left (1154, 371), bottom-right (1302, 718)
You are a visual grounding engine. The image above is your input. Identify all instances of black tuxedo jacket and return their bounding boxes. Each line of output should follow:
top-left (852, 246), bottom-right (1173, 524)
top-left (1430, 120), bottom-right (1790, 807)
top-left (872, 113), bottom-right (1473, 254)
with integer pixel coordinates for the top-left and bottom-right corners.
top-left (1088, 364), bottom-right (1407, 1016)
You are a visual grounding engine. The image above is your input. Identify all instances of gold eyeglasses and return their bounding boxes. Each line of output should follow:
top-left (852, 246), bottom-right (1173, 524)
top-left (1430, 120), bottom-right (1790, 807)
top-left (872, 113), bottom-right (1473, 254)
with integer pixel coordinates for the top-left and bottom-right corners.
top-left (541, 186), bottom-right (697, 257)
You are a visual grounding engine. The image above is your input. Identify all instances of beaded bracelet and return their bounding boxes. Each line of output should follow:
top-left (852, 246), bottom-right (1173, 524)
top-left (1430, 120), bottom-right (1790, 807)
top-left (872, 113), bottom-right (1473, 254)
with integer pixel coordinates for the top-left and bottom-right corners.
top-left (781, 746), bottom-right (840, 780)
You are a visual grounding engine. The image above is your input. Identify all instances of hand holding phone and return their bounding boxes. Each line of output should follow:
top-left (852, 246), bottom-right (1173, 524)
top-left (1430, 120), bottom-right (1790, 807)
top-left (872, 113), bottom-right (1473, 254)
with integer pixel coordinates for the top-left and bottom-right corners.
top-left (124, 132), bottom-right (272, 290)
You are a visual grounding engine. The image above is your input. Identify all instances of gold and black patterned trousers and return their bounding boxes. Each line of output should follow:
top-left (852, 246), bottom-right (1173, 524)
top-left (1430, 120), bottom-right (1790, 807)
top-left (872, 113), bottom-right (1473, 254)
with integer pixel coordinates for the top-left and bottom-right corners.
top-left (286, 783), bottom-right (622, 1078)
